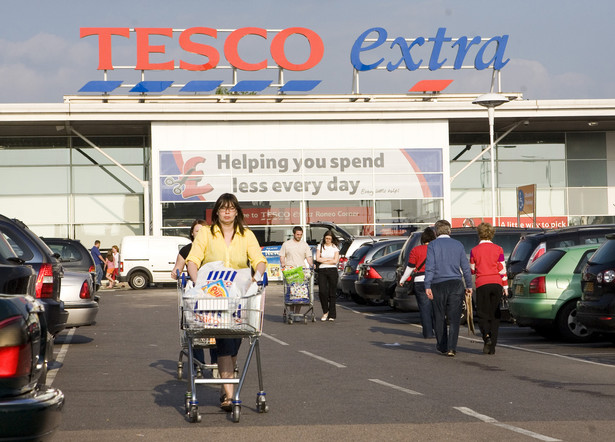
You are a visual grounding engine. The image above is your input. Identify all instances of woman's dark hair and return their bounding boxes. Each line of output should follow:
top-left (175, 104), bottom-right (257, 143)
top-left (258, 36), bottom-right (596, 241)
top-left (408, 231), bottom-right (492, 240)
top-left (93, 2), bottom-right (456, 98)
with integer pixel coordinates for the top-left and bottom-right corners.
top-left (319, 229), bottom-right (340, 250)
top-left (189, 219), bottom-right (207, 241)
top-left (210, 193), bottom-right (246, 236)
top-left (421, 227), bottom-right (437, 245)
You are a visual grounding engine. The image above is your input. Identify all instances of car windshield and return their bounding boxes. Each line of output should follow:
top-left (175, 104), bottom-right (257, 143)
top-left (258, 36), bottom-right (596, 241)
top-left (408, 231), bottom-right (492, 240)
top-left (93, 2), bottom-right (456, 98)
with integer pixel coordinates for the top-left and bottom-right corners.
top-left (526, 249), bottom-right (565, 273)
top-left (587, 239), bottom-right (615, 265)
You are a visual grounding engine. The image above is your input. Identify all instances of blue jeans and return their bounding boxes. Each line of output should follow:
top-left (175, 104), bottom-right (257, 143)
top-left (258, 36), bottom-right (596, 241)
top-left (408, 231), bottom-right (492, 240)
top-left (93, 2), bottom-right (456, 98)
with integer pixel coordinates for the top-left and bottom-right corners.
top-left (430, 279), bottom-right (464, 352)
top-left (95, 263), bottom-right (104, 286)
top-left (414, 282), bottom-right (434, 338)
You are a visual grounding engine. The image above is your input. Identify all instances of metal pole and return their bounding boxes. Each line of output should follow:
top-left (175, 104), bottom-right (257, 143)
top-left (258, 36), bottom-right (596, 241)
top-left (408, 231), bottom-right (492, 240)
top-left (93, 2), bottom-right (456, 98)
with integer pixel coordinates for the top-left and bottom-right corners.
top-left (488, 106), bottom-right (496, 225)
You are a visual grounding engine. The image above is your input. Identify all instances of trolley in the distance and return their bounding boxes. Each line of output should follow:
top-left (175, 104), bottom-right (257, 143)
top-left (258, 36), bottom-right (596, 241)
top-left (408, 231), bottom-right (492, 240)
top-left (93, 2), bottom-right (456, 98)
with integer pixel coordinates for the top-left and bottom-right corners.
top-left (282, 266), bottom-right (315, 324)
top-left (178, 271), bottom-right (268, 423)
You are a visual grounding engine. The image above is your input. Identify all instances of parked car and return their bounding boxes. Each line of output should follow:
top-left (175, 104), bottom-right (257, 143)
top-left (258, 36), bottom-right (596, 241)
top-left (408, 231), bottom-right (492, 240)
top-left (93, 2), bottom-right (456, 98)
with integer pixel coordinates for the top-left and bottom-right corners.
top-left (0, 233), bottom-right (36, 296)
top-left (509, 244), bottom-right (598, 342)
top-left (393, 227), bottom-right (541, 312)
top-left (578, 234), bottom-right (615, 338)
top-left (340, 239), bottom-right (406, 304)
top-left (0, 294), bottom-right (64, 440)
top-left (0, 215), bottom-right (67, 336)
top-left (355, 250), bottom-right (401, 305)
top-left (507, 224), bottom-right (615, 295)
top-left (42, 238), bottom-right (97, 291)
top-left (41, 238), bottom-right (99, 327)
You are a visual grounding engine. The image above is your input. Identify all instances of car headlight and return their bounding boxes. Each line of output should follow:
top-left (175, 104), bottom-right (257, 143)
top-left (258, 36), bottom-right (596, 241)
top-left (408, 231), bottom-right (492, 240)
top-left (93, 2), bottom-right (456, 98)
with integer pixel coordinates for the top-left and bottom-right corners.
top-left (602, 270), bottom-right (615, 284)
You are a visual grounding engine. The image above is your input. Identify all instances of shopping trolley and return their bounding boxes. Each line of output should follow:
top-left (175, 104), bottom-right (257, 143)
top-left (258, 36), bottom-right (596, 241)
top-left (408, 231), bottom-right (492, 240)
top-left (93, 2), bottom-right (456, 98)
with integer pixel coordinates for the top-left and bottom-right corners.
top-left (177, 273), bottom-right (218, 381)
top-left (178, 271), bottom-right (268, 423)
top-left (282, 266), bottom-right (315, 324)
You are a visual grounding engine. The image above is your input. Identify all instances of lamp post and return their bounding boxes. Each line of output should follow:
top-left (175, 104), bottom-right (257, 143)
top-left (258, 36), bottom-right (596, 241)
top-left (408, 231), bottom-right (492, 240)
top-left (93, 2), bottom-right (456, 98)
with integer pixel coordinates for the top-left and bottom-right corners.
top-left (472, 92), bottom-right (509, 225)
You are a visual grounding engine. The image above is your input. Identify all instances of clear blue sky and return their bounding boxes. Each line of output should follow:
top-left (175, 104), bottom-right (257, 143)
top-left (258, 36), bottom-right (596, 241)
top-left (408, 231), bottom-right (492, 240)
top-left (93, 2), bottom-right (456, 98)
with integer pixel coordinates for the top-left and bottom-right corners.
top-left (0, 0), bottom-right (612, 102)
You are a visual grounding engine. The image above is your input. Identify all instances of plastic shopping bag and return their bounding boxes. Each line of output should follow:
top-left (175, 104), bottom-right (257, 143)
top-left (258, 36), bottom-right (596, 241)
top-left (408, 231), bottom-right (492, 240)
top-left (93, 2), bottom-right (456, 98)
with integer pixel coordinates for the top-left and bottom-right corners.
top-left (282, 266), bottom-right (305, 284)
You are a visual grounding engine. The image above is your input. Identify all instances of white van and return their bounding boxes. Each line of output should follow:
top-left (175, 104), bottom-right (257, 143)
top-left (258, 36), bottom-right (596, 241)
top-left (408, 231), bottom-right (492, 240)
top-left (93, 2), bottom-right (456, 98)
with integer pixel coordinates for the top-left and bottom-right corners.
top-left (119, 235), bottom-right (191, 289)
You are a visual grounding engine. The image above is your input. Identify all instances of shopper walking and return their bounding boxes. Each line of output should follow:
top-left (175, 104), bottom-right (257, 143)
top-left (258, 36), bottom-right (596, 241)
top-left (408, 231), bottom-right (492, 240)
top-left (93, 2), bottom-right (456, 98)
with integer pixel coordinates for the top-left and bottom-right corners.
top-left (90, 240), bottom-right (105, 290)
top-left (315, 230), bottom-right (340, 322)
top-left (400, 227), bottom-right (437, 338)
top-left (279, 226), bottom-right (314, 315)
top-left (470, 222), bottom-right (507, 355)
top-left (186, 193), bottom-right (267, 411)
top-left (424, 220), bottom-right (473, 357)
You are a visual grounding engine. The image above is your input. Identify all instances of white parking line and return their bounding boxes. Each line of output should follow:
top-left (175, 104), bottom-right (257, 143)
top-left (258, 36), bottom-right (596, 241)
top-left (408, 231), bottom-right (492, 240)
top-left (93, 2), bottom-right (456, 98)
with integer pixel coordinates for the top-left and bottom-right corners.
top-left (368, 378), bottom-right (423, 395)
top-left (262, 332), bottom-right (289, 346)
top-left (454, 406), bottom-right (561, 441)
top-left (299, 350), bottom-right (346, 368)
top-left (47, 327), bottom-right (76, 386)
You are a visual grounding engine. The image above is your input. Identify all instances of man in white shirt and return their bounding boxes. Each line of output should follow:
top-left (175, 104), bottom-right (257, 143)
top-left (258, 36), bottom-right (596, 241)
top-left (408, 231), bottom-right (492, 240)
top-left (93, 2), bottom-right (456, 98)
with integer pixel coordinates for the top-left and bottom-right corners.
top-left (280, 226), bottom-right (314, 314)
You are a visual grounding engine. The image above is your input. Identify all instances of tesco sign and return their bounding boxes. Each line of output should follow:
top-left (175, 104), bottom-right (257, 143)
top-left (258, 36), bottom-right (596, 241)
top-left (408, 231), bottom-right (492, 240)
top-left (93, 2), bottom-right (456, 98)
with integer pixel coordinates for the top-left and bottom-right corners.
top-left (80, 27), bottom-right (324, 71)
top-left (80, 26), bottom-right (509, 73)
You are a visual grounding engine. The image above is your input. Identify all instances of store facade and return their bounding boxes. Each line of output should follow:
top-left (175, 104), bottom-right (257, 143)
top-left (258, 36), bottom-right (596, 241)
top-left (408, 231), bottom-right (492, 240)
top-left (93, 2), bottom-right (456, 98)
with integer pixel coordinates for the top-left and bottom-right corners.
top-left (1, 96), bottom-right (615, 250)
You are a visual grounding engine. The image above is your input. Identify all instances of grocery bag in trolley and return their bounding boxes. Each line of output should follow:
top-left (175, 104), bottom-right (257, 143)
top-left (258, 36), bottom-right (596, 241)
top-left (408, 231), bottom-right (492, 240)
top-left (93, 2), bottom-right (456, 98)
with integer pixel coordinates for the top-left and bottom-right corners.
top-left (283, 266), bottom-right (310, 303)
top-left (182, 261), bottom-right (263, 332)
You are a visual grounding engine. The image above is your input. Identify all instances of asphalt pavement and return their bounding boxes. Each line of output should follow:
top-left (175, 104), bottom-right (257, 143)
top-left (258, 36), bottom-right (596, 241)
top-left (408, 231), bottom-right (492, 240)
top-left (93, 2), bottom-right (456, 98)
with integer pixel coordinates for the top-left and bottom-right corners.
top-left (50, 282), bottom-right (615, 441)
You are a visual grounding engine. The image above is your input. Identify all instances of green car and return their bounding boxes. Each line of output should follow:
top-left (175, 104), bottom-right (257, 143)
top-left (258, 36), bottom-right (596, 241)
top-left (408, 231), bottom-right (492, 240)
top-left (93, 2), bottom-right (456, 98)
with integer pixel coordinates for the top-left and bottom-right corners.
top-left (509, 244), bottom-right (598, 342)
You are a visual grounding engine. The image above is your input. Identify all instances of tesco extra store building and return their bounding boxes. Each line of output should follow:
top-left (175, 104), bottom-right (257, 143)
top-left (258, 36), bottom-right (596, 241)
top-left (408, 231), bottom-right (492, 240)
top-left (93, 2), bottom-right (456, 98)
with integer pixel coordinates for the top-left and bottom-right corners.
top-left (2, 26), bottom-right (615, 262)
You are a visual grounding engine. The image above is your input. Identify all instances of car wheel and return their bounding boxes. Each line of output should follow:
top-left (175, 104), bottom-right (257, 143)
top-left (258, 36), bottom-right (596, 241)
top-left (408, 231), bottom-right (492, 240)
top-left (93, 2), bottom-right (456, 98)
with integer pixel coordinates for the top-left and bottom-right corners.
top-left (556, 300), bottom-right (595, 343)
top-left (129, 271), bottom-right (149, 290)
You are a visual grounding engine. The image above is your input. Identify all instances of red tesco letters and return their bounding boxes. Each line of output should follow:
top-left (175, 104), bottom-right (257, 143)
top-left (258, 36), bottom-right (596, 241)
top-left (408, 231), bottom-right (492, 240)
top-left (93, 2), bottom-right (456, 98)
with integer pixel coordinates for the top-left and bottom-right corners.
top-left (80, 27), bottom-right (324, 72)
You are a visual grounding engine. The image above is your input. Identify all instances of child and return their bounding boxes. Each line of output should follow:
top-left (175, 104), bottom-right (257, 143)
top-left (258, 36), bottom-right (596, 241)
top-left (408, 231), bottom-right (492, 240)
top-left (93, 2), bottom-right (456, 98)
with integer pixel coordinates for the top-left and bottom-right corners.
top-left (105, 250), bottom-right (115, 288)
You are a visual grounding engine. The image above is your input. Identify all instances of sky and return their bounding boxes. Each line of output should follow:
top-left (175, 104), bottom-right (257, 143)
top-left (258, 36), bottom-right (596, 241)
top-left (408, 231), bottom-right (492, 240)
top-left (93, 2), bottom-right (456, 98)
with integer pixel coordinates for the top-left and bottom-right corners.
top-left (0, 0), bottom-right (614, 103)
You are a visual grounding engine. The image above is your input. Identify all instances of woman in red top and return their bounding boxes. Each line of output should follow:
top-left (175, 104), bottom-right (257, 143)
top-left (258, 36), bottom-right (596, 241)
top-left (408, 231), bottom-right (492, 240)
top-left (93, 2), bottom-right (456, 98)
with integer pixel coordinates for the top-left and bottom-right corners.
top-left (469, 222), bottom-right (507, 354)
top-left (400, 227), bottom-right (437, 338)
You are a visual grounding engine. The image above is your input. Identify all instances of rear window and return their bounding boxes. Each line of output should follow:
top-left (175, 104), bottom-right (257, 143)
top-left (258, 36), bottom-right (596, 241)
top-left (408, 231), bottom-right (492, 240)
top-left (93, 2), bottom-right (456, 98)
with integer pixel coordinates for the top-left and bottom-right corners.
top-left (574, 249), bottom-right (597, 273)
top-left (0, 228), bottom-right (34, 261)
top-left (588, 239), bottom-right (615, 265)
top-left (47, 242), bottom-right (83, 262)
top-left (508, 238), bottom-right (538, 264)
top-left (351, 245), bottom-right (373, 259)
top-left (526, 249), bottom-right (565, 274)
top-left (493, 233), bottom-right (527, 259)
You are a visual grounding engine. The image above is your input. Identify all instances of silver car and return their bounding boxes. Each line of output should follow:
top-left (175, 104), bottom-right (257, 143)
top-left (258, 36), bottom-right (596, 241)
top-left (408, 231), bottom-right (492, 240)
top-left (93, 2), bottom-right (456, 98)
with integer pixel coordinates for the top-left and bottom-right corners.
top-left (61, 270), bottom-right (99, 327)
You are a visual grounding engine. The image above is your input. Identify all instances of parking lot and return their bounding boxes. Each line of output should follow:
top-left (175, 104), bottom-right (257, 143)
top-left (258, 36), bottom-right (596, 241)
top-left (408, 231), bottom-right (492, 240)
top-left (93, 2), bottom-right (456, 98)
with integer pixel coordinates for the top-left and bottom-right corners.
top-left (51, 282), bottom-right (615, 441)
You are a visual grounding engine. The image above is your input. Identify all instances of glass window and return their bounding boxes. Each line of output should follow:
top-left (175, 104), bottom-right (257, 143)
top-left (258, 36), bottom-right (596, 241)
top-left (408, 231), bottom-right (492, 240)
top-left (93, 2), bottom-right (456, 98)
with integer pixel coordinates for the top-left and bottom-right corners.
top-left (450, 160), bottom-right (491, 189)
top-left (498, 161), bottom-right (566, 187)
top-left (0, 147), bottom-right (70, 165)
top-left (71, 146), bottom-right (146, 165)
top-left (0, 196), bottom-right (69, 223)
top-left (74, 223), bottom-right (144, 250)
top-left (74, 195), bottom-right (143, 224)
top-left (573, 250), bottom-right (597, 273)
top-left (588, 239), bottom-right (615, 265)
top-left (73, 165), bottom-right (144, 194)
top-left (375, 199), bottom-right (441, 224)
top-left (0, 166), bottom-right (70, 194)
top-left (526, 249), bottom-right (565, 273)
top-left (497, 143), bottom-right (565, 160)
top-left (566, 133), bottom-right (606, 159)
top-left (566, 160), bottom-right (606, 187)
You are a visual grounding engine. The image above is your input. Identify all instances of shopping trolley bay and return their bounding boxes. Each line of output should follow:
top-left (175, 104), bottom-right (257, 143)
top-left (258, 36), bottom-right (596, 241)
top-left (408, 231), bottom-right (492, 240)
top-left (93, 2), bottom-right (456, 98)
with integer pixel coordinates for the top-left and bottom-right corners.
top-left (52, 283), bottom-right (615, 441)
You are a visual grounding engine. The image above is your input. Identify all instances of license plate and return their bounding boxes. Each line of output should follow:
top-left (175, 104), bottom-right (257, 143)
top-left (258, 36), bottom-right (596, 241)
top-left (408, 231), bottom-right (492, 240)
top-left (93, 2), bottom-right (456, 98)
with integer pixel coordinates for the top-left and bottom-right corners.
top-left (515, 284), bottom-right (523, 295)
top-left (585, 282), bottom-right (594, 293)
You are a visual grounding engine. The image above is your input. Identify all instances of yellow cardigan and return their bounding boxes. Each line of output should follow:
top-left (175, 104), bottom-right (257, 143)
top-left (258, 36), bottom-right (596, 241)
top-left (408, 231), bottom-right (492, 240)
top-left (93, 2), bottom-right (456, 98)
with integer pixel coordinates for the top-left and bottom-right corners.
top-left (186, 224), bottom-right (267, 270)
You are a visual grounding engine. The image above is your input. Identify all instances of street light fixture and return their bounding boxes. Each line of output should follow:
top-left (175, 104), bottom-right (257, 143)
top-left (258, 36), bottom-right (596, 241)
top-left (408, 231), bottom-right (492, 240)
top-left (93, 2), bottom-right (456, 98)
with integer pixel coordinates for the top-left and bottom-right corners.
top-left (472, 92), bottom-right (509, 225)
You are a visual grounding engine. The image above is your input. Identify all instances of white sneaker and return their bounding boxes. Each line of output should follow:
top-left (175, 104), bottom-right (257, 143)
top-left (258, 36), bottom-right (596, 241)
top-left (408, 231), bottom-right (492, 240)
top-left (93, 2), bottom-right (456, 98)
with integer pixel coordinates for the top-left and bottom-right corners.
top-left (321, 313), bottom-right (328, 321)
top-left (328, 317), bottom-right (335, 322)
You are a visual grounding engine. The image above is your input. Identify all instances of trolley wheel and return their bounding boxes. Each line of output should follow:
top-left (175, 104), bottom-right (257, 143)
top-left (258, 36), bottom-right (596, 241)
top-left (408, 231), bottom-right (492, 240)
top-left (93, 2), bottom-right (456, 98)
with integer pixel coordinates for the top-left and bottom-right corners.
top-left (257, 394), bottom-right (269, 413)
top-left (188, 405), bottom-right (201, 423)
top-left (177, 366), bottom-right (183, 380)
top-left (232, 405), bottom-right (241, 423)
top-left (311, 314), bottom-right (316, 322)
top-left (282, 311), bottom-right (287, 323)
top-left (303, 317), bottom-right (308, 324)
top-left (288, 317), bottom-right (293, 324)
